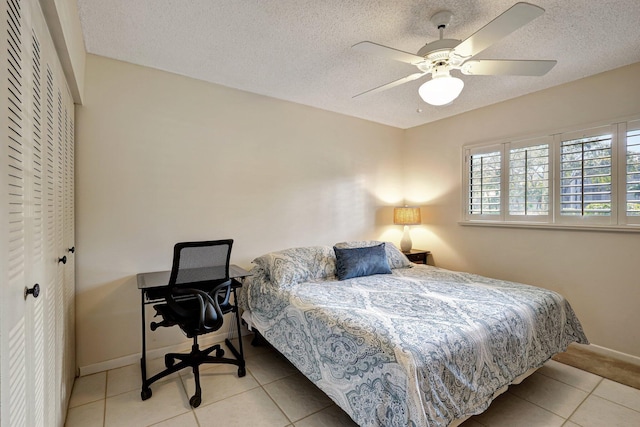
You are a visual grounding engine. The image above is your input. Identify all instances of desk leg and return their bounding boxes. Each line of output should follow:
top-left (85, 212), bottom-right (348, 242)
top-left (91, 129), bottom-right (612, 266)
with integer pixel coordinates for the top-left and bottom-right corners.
top-left (224, 287), bottom-right (246, 376)
top-left (140, 291), bottom-right (150, 399)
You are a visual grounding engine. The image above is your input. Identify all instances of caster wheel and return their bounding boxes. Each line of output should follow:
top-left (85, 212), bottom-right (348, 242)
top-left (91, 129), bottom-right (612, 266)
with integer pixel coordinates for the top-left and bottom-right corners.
top-left (189, 394), bottom-right (201, 408)
top-left (165, 355), bottom-right (174, 368)
top-left (238, 366), bottom-right (246, 377)
top-left (141, 388), bottom-right (152, 401)
top-left (216, 348), bottom-right (225, 358)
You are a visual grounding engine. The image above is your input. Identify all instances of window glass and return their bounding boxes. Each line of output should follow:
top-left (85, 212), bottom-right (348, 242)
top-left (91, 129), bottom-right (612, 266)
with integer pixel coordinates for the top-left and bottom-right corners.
top-left (509, 144), bottom-right (549, 216)
top-left (559, 134), bottom-right (612, 217)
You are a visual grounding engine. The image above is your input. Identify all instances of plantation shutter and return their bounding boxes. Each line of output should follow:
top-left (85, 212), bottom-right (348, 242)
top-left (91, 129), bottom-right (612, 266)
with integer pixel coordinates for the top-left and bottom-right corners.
top-left (466, 145), bottom-right (503, 220)
top-left (507, 138), bottom-right (551, 221)
top-left (625, 121), bottom-right (640, 224)
top-left (557, 126), bottom-right (616, 224)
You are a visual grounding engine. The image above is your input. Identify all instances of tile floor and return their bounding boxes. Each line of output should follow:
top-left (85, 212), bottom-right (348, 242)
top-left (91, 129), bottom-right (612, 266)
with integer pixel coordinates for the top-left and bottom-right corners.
top-left (65, 336), bottom-right (640, 427)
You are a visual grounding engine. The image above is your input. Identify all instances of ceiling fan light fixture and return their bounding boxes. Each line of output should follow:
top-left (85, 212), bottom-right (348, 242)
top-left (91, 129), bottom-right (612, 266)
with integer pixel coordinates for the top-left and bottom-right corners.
top-left (418, 73), bottom-right (464, 106)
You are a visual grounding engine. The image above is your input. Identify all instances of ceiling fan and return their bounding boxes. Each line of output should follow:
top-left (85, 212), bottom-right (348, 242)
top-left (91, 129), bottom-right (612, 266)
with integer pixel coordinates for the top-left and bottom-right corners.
top-left (352, 2), bottom-right (557, 106)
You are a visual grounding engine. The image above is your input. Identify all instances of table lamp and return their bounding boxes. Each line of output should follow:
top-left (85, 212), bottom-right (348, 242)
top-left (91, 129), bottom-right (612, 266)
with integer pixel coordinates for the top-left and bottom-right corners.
top-left (393, 206), bottom-right (421, 253)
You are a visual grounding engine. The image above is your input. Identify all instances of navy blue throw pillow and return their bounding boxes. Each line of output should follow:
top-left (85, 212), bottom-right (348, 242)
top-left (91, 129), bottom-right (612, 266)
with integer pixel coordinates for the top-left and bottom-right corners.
top-left (333, 243), bottom-right (392, 280)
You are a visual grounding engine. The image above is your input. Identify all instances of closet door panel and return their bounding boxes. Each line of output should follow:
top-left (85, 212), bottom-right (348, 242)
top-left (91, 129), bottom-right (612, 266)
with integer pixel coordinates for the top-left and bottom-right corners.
top-left (44, 62), bottom-right (58, 425)
top-left (3, 0), bottom-right (28, 423)
top-left (63, 92), bottom-right (75, 392)
top-left (24, 18), bottom-right (46, 426)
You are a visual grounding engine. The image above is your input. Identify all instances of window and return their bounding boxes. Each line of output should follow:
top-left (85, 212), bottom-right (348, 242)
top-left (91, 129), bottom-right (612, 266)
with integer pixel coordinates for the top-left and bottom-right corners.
top-left (625, 122), bottom-right (640, 224)
top-left (557, 127), bottom-right (614, 224)
top-left (463, 118), bottom-right (639, 230)
top-left (468, 149), bottom-right (501, 217)
top-left (508, 141), bottom-right (550, 219)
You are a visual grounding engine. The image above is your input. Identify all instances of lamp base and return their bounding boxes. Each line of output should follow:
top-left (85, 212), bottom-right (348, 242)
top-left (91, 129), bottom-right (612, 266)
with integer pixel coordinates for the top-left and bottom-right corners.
top-left (400, 226), bottom-right (412, 253)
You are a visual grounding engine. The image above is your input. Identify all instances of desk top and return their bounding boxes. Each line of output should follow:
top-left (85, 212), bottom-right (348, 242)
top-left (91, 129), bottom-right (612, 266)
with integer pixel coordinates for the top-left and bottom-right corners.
top-left (136, 264), bottom-right (251, 290)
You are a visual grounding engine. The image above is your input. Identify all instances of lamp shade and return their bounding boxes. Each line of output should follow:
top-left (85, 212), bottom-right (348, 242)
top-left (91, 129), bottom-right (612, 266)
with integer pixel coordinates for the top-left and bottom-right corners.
top-left (418, 74), bottom-right (464, 106)
top-left (393, 207), bottom-right (421, 225)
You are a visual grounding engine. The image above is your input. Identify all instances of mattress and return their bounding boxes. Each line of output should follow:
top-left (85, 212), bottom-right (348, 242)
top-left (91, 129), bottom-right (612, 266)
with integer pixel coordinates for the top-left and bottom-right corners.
top-left (239, 244), bottom-right (588, 426)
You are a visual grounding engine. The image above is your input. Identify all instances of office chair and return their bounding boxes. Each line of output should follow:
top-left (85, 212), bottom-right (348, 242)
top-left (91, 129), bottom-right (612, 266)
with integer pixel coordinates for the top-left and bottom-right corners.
top-left (141, 239), bottom-right (246, 408)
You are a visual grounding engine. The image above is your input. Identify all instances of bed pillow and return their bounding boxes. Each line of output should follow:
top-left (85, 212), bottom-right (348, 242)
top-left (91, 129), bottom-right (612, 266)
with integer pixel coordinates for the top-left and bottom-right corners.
top-left (252, 246), bottom-right (336, 288)
top-left (333, 240), bottom-right (412, 269)
top-left (333, 243), bottom-right (392, 280)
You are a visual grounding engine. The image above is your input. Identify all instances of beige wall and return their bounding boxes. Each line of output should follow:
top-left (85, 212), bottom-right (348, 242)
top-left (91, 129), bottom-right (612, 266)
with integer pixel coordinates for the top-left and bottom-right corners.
top-left (405, 62), bottom-right (640, 358)
top-left (75, 55), bottom-right (405, 369)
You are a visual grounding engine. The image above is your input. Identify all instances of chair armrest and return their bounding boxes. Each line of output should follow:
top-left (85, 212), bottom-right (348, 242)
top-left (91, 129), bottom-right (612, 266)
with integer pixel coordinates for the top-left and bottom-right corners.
top-left (210, 280), bottom-right (232, 307)
top-left (173, 287), bottom-right (224, 332)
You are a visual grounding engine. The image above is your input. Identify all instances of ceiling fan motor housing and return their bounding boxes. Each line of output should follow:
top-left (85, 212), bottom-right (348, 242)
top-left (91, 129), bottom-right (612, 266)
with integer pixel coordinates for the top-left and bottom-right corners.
top-left (416, 39), bottom-right (462, 72)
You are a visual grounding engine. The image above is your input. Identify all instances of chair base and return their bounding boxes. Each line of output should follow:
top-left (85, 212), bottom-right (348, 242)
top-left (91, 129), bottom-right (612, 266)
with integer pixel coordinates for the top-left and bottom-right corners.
top-left (141, 337), bottom-right (245, 408)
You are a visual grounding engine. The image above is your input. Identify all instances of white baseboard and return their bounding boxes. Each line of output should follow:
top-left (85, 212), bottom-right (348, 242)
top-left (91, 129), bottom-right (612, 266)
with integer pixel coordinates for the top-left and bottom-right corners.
top-left (568, 342), bottom-right (640, 367)
top-left (78, 330), bottom-right (249, 377)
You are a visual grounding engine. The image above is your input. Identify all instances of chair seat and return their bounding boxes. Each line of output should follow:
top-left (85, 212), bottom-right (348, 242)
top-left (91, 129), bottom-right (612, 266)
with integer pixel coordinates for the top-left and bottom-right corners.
top-left (153, 297), bottom-right (234, 337)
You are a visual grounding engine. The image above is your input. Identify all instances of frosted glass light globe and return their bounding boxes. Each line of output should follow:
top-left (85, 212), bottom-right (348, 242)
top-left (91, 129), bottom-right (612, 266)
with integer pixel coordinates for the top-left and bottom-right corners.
top-left (419, 75), bottom-right (464, 106)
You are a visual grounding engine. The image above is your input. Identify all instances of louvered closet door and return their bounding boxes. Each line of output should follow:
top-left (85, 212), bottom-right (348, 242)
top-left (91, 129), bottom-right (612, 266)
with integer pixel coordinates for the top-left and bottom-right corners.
top-left (54, 85), bottom-right (67, 421)
top-left (44, 62), bottom-right (59, 426)
top-left (0, 0), bottom-right (75, 425)
top-left (62, 87), bottom-right (75, 400)
top-left (24, 10), bottom-right (47, 426)
top-left (1, 0), bottom-right (30, 424)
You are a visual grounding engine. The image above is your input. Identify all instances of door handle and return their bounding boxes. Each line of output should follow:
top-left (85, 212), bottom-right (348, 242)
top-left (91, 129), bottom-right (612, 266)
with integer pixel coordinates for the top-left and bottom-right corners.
top-left (24, 283), bottom-right (40, 299)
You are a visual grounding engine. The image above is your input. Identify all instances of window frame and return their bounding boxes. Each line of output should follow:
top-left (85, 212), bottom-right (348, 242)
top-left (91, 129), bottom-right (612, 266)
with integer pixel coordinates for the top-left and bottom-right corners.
top-left (461, 117), bottom-right (640, 231)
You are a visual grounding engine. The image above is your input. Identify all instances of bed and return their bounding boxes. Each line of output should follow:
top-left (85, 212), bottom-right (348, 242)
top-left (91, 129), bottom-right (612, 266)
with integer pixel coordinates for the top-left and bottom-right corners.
top-left (239, 242), bottom-right (588, 427)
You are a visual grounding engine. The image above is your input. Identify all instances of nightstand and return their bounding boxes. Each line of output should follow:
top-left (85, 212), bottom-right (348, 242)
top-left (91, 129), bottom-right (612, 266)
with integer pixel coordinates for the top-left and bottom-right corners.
top-left (403, 249), bottom-right (430, 264)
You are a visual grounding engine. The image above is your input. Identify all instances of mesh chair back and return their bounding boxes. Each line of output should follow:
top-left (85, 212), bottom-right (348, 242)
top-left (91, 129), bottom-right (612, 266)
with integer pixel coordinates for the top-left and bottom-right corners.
top-left (169, 240), bottom-right (233, 287)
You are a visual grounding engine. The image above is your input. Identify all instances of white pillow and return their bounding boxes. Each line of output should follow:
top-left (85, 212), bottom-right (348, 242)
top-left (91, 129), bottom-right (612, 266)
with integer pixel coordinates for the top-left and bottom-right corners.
top-left (252, 246), bottom-right (336, 288)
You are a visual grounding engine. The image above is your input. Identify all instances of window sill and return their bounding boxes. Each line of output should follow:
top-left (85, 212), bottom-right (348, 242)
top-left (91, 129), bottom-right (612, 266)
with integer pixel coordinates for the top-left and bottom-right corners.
top-left (458, 221), bottom-right (640, 233)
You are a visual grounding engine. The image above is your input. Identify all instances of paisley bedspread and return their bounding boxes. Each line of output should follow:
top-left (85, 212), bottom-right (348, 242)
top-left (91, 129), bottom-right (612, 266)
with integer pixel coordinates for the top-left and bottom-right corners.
top-left (239, 245), bottom-right (588, 427)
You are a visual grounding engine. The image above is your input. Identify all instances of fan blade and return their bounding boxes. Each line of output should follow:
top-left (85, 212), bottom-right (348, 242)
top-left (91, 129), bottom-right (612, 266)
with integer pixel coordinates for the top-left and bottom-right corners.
top-left (454, 2), bottom-right (545, 59)
top-left (353, 72), bottom-right (426, 98)
top-left (461, 59), bottom-right (556, 76)
top-left (352, 41), bottom-right (425, 65)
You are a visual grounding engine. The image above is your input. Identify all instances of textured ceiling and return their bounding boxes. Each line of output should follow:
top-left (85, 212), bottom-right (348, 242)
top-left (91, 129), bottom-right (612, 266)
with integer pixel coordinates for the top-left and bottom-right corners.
top-left (77, 0), bottom-right (640, 129)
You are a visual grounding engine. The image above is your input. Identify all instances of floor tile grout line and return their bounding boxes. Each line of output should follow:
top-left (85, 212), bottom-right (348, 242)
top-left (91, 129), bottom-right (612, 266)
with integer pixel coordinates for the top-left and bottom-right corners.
top-left (504, 390), bottom-right (570, 422)
top-left (144, 410), bottom-right (195, 427)
top-left (260, 382), bottom-right (294, 425)
top-left (560, 418), bottom-right (583, 427)
top-left (290, 404), bottom-right (338, 425)
top-left (510, 370), bottom-right (593, 419)
top-left (259, 371), bottom-right (335, 424)
top-left (589, 383), bottom-right (640, 414)
top-left (536, 367), bottom-right (602, 393)
top-left (186, 370), bottom-right (263, 412)
top-left (102, 370), bottom-right (108, 427)
top-left (563, 376), bottom-right (604, 425)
